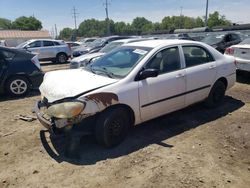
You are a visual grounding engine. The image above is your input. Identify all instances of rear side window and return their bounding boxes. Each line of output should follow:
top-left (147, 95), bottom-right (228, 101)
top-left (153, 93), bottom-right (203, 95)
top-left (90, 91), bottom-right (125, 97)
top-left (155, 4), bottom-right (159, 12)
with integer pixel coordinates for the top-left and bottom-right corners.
top-left (43, 41), bottom-right (54, 47)
top-left (1, 50), bottom-right (15, 61)
top-left (182, 46), bottom-right (214, 68)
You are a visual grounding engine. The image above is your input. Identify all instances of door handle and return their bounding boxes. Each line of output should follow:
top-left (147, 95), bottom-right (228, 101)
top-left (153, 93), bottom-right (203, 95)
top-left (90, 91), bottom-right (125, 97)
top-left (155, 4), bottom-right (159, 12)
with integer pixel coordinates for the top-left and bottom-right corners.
top-left (176, 73), bottom-right (185, 78)
top-left (209, 65), bottom-right (216, 69)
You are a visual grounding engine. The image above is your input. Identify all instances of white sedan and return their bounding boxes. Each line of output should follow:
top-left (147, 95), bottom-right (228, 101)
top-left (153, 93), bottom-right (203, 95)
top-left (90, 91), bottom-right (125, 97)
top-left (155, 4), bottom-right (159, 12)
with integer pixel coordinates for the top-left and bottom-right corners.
top-left (35, 40), bottom-right (236, 148)
top-left (225, 38), bottom-right (250, 72)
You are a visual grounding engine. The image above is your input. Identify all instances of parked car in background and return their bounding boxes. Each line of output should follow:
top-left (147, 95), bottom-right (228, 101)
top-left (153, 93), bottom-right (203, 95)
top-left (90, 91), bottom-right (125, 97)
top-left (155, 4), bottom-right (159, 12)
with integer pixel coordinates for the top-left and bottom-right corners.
top-left (70, 38), bottom-right (153, 69)
top-left (0, 46), bottom-right (44, 97)
top-left (78, 37), bottom-right (98, 46)
top-left (35, 40), bottom-right (235, 148)
top-left (16, 39), bottom-right (71, 63)
top-left (201, 33), bottom-right (242, 53)
top-left (225, 38), bottom-right (250, 72)
top-left (72, 36), bottom-right (132, 57)
top-left (0, 40), bottom-right (8, 47)
top-left (166, 33), bottom-right (195, 41)
top-left (66, 41), bottom-right (81, 51)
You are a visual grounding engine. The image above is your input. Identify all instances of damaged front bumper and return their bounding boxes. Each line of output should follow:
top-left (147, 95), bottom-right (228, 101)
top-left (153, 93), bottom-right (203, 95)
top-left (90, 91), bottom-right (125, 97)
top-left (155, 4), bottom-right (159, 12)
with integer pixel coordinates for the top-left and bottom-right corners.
top-left (35, 101), bottom-right (81, 134)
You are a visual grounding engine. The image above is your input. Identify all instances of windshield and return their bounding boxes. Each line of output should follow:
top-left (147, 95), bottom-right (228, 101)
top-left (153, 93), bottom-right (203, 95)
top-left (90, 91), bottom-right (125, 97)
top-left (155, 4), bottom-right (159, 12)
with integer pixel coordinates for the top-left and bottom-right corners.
top-left (201, 35), bottom-right (224, 45)
top-left (85, 46), bottom-right (151, 78)
top-left (88, 38), bottom-right (106, 48)
top-left (239, 38), bottom-right (250, 45)
top-left (16, 41), bottom-right (30, 48)
top-left (100, 42), bottom-right (124, 53)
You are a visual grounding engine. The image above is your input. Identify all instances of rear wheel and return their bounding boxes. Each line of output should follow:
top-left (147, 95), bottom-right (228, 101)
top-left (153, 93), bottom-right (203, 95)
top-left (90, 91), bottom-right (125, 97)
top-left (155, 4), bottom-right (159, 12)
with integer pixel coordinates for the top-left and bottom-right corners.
top-left (56, 53), bottom-right (68, 63)
top-left (95, 107), bottom-right (129, 148)
top-left (205, 80), bottom-right (226, 108)
top-left (6, 76), bottom-right (30, 97)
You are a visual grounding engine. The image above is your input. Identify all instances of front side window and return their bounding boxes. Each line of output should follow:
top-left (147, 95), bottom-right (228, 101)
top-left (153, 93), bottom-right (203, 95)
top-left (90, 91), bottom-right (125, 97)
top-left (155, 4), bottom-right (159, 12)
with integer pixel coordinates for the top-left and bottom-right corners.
top-left (145, 47), bottom-right (181, 74)
top-left (85, 46), bottom-right (151, 78)
top-left (183, 46), bottom-right (214, 68)
top-left (43, 41), bottom-right (54, 47)
top-left (28, 41), bottom-right (42, 48)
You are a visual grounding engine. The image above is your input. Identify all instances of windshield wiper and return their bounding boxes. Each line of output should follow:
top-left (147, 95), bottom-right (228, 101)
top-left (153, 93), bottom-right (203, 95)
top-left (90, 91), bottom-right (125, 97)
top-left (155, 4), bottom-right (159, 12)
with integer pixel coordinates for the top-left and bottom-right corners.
top-left (92, 66), bottom-right (114, 78)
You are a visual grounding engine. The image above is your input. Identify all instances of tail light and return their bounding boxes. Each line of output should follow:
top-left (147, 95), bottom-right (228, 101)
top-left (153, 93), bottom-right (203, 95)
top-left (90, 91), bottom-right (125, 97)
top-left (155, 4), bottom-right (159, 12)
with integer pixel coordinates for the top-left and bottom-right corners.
top-left (31, 55), bottom-right (41, 69)
top-left (225, 47), bottom-right (234, 55)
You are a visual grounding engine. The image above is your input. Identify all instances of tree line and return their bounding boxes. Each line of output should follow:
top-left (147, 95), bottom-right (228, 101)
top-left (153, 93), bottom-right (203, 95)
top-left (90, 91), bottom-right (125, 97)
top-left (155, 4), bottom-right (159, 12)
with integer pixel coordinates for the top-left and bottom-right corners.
top-left (59, 11), bottom-right (231, 40)
top-left (0, 11), bottom-right (231, 40)
top-left (0, 16), bottom-right (42, 30)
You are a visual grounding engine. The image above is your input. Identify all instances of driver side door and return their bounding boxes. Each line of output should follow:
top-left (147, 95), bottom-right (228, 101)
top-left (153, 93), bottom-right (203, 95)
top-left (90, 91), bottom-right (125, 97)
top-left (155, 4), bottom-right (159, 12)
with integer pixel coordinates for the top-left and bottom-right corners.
top-left (138, 46), bottom-right (186, 122)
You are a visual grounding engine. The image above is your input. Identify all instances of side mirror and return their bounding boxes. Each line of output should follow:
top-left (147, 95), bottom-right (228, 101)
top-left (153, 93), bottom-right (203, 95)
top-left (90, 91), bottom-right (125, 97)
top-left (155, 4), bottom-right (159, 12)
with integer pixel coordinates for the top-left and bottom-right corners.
top-left (135, 69), bottom-right (159, 81)
top-left (24, 45), bottom-right (30, 49)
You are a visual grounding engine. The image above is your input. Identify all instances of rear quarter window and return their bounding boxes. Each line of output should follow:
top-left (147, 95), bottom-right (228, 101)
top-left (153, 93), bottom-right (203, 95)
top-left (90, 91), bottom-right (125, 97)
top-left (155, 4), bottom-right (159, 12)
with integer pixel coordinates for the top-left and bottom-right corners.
top-left (182, 46), bottom-right (214, 67)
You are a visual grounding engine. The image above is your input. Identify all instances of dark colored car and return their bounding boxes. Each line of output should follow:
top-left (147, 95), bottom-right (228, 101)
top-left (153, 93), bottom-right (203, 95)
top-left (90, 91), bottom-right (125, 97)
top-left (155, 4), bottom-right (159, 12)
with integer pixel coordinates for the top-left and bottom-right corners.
top-left (72, 36), bottom-right (132, 57)
top-left (0, 46), bottom-right (44, 97)
top-left (201, 33), bottom-right (242, 53)
top-left (166, 33), bottom-right (195, 41)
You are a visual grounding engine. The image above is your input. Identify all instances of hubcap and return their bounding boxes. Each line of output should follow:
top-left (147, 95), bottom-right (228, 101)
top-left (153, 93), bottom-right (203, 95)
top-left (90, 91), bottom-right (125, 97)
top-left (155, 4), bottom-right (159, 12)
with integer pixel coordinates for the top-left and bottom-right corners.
top-left (58, 54), bottom-right (66, 63)
top-left (10, 79), bottom-right (27, 95)
top-left (109, 119), bottom-right (123, 137)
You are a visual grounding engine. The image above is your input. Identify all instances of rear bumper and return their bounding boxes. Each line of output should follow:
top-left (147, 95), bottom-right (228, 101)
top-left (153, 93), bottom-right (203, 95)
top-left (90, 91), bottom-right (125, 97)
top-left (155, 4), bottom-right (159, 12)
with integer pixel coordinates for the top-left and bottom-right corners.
top-left (236, 58), bottom-right (250, 72)
top-left (29, 71), bottom-right (44, 89)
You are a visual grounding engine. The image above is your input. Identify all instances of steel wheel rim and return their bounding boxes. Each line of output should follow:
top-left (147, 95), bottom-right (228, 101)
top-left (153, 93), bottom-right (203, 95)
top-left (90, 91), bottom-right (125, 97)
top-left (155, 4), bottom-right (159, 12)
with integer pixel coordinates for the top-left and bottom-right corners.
top-left (10, 79), bottom-right (27, 95)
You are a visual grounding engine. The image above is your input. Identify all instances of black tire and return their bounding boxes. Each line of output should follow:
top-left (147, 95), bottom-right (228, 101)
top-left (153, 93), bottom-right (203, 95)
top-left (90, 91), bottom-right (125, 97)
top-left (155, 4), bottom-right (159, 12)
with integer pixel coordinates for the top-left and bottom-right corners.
top-left (205, 80), bottom-right (226, 108)
top-left (95, 107), bottom-right (129, 148)
top-left (56, 53), bottom-right (68, 63)
top-left (5, 76), bottom-right (30, 97)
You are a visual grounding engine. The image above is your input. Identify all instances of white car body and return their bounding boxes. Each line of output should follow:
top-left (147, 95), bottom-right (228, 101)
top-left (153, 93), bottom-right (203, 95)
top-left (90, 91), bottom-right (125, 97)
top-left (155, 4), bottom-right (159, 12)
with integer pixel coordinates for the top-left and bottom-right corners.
top-left (225, 42), bottom-right (250, 72)
top-left (36, 40), bottom-right (236, 145)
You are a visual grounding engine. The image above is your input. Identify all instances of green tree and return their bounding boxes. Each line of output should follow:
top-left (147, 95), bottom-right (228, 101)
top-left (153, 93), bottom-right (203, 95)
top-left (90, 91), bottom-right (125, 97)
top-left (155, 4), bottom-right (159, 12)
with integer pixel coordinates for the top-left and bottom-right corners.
top-left (12, 16), bottom-right (42, 30)
top-left (58, 28), bottom-right (74, 40)
top-left (78, 19), bottom-right (106, 37)
top-left (0, 18), bottom-right (12, 29)
top-left (207, 11), bottom-right (231, 28)
top-left (131, 17), bottom-right (153, 34)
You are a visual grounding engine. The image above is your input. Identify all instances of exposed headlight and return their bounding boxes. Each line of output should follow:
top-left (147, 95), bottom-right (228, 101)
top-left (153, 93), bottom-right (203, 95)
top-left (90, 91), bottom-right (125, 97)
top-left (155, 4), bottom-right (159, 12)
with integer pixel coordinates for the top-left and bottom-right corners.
top-left (47, 101), bottom-right (85, 119)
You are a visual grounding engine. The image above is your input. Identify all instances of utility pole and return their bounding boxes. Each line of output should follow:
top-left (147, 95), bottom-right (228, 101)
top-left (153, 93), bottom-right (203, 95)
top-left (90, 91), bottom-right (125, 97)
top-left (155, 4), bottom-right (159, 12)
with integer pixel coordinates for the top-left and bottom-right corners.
top-left (104, 0), bottom-right (111, 36)
top-left (205, 0), bottom-right (209, 27)
top-left (54, 24), bottom-right (58, 39)
top-left (71, 6), bottom-right (78, 41)
top-left (179, 6), bottom-right (183, 29)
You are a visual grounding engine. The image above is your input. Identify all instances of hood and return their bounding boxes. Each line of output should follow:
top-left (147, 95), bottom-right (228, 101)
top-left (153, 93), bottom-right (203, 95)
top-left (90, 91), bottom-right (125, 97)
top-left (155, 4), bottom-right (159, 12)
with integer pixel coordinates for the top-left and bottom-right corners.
top-left (74, 46), bottom-right (90, 52)
top-left (39, 69), bottom-right (117, 103)
top-left (72, 52), bottom-right (104, 63)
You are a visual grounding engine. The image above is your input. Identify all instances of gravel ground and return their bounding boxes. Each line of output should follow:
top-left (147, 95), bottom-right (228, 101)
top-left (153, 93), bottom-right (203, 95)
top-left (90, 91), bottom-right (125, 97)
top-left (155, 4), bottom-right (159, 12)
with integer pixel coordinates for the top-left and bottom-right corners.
top-left (0, 62), bottom-right (249, 188)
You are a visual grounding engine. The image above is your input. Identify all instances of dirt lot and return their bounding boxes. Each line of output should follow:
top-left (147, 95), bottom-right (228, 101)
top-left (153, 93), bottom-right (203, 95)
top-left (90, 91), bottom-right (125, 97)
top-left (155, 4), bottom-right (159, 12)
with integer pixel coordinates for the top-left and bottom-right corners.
top-left (0, 62), bottom-right (249, 188)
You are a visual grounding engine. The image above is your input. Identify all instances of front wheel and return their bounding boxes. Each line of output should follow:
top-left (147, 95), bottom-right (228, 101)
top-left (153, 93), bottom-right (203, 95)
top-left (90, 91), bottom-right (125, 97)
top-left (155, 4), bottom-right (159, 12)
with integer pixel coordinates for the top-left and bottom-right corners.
top-left (95, 107), bottom-right (129, 148)
top-left (6, 76), bottom-right (30, 97)
top-left (205, 80), bottom-right (226, 108)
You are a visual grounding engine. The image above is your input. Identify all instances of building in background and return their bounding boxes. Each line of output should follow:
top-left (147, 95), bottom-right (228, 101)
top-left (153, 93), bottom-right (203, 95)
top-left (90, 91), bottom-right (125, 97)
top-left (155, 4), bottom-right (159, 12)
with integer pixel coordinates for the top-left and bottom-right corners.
top-left (0, 30), bottom-right (51, 47)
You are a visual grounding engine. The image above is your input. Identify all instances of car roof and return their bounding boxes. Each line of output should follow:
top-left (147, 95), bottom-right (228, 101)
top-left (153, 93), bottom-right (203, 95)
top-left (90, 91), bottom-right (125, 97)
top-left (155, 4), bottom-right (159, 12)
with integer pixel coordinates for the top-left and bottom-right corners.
top-left (123, 39), bottom-right (201, 48)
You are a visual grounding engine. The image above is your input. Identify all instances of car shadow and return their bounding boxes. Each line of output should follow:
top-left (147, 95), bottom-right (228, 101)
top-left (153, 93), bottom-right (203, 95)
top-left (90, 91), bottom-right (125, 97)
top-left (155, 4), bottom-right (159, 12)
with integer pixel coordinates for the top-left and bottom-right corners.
top-left (40, 96), bottom-right (244, 165)
top-left (236, 70), bottom-right (250, 84)
top-left (0, 90), bottom-right (40, 102)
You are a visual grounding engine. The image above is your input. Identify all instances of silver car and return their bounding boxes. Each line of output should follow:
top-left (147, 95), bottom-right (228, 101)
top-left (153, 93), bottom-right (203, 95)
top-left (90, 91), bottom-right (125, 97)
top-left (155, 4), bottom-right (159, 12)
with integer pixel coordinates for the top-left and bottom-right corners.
top-left (16, 39), bottom-right (72, 63)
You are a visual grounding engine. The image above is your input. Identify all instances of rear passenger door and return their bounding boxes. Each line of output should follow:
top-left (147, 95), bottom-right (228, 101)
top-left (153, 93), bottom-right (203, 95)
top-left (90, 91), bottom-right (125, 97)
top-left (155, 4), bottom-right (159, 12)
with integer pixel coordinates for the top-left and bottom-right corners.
top-left (39, 40), bottom-right (56, 59)
top-left (182, 45), bottom-right (217, 106)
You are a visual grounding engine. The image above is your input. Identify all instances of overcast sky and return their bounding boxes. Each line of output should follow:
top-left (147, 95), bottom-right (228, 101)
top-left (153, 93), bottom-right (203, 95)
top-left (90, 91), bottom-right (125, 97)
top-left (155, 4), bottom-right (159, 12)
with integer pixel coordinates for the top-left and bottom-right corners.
top-left (0, 0), bottom-right (249, 33)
